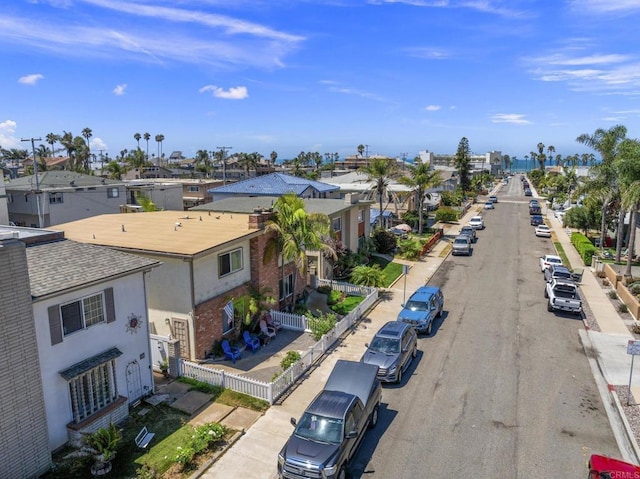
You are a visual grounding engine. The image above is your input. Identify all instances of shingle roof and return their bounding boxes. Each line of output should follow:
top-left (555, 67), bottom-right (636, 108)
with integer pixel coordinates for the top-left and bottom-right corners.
top-left (6, 171), bottom-right (122, 191)
top-left (207, 172), bottom-right (338, 196)
top-left (26, 239), bottom-right (160, 299)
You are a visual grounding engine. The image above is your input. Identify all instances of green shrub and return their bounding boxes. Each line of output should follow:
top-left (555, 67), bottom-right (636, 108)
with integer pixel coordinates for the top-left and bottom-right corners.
top-left (178, 377), bottom-right (224, 397)
top-left (372, 229), bottom-right (397, 255)
top-left (619, 303), bottom-right (629, 313)
top-left (326, 290), bottom-right (344, 305)
top-left (435, 207), bottom-right (458, 223)
top-left (308, 312), bottom-right (338, 340)
top-left (350, 264), bottom-right (386, 287)
top-left (397, 238), bottom-right (423, 261)
top-left (608, 290), bottom-right (618, 299)
top-left (628, 282), bottom-right (640, 295)
top-left (331, 296), bottom-right (365, 315)
top-left (570, 231), bottom-right (597, 265)
top-left (280, 351), bottom-right (301, 371)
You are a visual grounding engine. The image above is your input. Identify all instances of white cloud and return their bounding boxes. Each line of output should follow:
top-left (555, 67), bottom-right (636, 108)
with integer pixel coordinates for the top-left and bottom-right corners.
top-left (199, 85), bottom-right (249, 100)
top-left (113, 84), bottom-right (127, 95)
top-left (406, 47), bottom-right (451, 60)
top-left (0, 120), bottom-right (19, 149)
top-left (425, 105), bottom-right (441, 111)
top-left (18, 73), bottom-right (44, 85)
top-left (490, 113), bottom-right (531, 124)
top-left (571, 0), bottom-right (640, 14)
top-left (369, 0), bottom-right (530, 18)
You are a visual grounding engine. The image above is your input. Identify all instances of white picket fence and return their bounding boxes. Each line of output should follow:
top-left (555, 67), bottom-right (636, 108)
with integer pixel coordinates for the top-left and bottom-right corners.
top-left (180, 282), bottom-right (378, 404)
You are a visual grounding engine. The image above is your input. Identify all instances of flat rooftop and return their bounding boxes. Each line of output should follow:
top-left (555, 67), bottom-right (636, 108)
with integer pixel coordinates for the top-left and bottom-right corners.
top-left (53, 211), bottom-right (260, 256)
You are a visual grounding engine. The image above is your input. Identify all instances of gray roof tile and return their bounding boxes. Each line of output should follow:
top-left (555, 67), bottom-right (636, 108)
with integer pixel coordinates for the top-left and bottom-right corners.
top-left (207, 172), bottom-right (338, 196)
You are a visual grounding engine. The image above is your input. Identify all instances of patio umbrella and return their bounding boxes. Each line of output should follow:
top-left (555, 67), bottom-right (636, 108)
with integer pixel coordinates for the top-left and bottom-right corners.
top-left (395, 223), bottom-right (412, 232)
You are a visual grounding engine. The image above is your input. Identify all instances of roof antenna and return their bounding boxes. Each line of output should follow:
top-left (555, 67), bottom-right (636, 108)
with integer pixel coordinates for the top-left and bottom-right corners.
top-left (121, 225), bottom-right (125, 232)
top-left (199, 216), bottom-right (202, 221)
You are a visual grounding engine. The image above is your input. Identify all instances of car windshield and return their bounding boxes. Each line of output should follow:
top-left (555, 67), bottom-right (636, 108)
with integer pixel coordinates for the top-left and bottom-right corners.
top-left (405, 299), bottom-right (429, 311)
top-left (294, 413), bottom-right (343, 444)
top-left (548, 258), bottom-right (561, 264)
top-left (454, 238), bottom-right (468, 244)
top-left (369, 336), bottom-right (400, 354)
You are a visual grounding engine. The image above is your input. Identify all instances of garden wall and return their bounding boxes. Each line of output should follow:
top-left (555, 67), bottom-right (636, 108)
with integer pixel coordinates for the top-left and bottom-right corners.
top-left (604, 263), bottom-right (622, 289)
top-left (617, 281), bottom-right (640, 320)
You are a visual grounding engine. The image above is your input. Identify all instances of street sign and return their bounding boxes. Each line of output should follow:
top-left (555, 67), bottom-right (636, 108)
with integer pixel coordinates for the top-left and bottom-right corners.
top-left (403, 264), bottom-right (409, 275)
top-left (627, 340), bottom-right (640, 356)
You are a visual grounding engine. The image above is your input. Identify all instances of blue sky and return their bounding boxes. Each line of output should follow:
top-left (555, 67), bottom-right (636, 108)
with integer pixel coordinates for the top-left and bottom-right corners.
top-left (2, 0), bottom-right (640, 162)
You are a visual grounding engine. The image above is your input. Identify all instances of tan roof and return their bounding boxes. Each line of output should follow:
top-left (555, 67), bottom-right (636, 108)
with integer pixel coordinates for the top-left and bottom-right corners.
top-left (53, 211), bottom-right (260, 256)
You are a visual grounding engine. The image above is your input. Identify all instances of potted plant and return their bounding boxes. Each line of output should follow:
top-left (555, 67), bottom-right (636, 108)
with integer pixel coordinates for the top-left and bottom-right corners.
top-left (84, 422), bottom-right (122, 476)
top-left (158, 358), bottom-right (170, 378)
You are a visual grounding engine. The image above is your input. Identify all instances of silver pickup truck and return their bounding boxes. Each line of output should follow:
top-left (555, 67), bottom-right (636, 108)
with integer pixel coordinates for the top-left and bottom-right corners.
top-left (544, 279), bottom-right (582, 315)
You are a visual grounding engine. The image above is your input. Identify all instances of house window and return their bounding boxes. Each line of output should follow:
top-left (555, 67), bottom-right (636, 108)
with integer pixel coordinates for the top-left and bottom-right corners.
top-left (49, 192), bottom-right (63, 204)
top-left (332, 217), bottom-right (342, 232)
top-left (67, 359), bottom-right (118, 423)
top-left (219, 248), bottom-right (243, 277)
top-left (61, 293), bottom-right (106, 336)
top-left (279, 273), bottom-right (294, 300)
top-left (187, 186), bottom-right (200, 193)
top-left (107, 187), bottom-right (119, 198)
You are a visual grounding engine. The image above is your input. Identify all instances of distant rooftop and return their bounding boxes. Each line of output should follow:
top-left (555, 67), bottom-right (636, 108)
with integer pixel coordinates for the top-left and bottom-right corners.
top-left (6, 171), bottom-right (123, 191)
top-left (208, 172), bottom-right (339, 196)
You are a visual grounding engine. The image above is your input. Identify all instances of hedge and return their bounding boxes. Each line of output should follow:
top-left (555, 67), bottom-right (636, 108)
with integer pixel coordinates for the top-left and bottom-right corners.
top-left (570, 231), bottom-right (596, 265)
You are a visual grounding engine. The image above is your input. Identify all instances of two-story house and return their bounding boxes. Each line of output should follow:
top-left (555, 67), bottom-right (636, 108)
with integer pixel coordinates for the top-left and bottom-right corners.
top-left (0, 227), bottom-right (159, 478)
top-left (53, 210), bottom-right (301, 361)
top-left (5, 171), bottom-right (127, 228)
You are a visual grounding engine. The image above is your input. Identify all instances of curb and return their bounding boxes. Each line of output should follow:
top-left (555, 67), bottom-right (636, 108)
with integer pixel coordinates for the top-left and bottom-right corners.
top-left (189, 429), bottom-right (244, 479)
top-left (610, 387), bottom-right (640, 463)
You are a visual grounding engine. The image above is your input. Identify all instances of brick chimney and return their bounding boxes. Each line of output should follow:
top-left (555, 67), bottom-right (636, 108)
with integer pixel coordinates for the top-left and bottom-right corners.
top-left (248, 209), bottom-right (275, 229)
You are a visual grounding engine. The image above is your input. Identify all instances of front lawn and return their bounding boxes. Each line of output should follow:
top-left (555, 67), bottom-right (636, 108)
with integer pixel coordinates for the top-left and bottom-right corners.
top-left (370, 256), bottom-right (404, 287)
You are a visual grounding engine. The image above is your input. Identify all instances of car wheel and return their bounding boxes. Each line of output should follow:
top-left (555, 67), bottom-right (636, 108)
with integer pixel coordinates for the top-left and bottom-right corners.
top-left (396, 368), bottom-right (402, 384)
top-left (369, 405), bottom-right (379, 429)
top-left (547, 301), bottom-right (553, 312)
top-left (426, 321), bottom-right (433, 336)
top-left (544, 288), bottom-right (548, 298)
top-left (337, 465), bottom-right (348, 479)
top-left (412, 345), bottom-right (417, 358)
top-left (437, 307), bottom-right (443, 318)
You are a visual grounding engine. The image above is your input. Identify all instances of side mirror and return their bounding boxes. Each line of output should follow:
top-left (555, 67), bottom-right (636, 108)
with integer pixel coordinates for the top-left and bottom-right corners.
top-left (401, 303), bottom-right (405, 308)
top-left (346, 430), bottom-right (358, 439)
top-left (290, 418), bottom-right (297, 427)
top-left (365, 343), bottom-right (369, 348)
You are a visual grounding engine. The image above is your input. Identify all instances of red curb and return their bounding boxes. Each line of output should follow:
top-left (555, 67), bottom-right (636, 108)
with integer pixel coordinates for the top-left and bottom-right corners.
top-left (608, 384), bottom-right (615, 392)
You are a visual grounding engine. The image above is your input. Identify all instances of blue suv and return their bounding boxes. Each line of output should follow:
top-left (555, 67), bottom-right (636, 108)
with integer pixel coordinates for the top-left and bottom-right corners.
top-left (397, 286), bottom-right (444, 335)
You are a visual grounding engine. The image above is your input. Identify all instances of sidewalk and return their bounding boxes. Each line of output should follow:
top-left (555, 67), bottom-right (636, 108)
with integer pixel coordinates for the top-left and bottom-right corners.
top-left (198, 203), bottom-right (484, 479)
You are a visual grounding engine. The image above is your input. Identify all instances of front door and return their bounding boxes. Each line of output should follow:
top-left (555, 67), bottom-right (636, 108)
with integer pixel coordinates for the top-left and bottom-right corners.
top-left (126, 361), bottom-right (142, 404)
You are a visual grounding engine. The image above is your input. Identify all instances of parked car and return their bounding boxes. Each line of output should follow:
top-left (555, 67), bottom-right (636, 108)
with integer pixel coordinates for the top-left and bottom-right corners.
top-left (544, 264), bottom-right (573, 283)
top-left (397, 285), bottom-right (444, 335)
top-left (469, 216), bottom-right (485, 230)
top-left (452, 234), bottom-right (472, 256)
top-left (529, 205), bottom-right (542, 215)
top-left (539, 254), bottom-right (563, 272)
top-left (460, 225), bottom-right (477, 242)
top-left (524, 188), bottom-right (533, 196)
top-left (589, 454), bottom-right (640, 478)
top-left (361, 321), bottom-right (417, 384)
top-left (484, 201), bottom-right (494, 210)
top-left (489, 195), bottom-right (498, 203)
top-left (535, 225), bottom-right (552, 237)
top-left (545, 279), bottom-right (582, 315)
top-left (530, 215), bottom-right (544, 226)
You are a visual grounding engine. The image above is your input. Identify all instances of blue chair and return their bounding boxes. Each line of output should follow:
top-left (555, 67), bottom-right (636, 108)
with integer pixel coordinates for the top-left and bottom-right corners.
top-left (222, 340), bottom-right (241, 363)
top-left (243, 330), bottom-right (261, 353)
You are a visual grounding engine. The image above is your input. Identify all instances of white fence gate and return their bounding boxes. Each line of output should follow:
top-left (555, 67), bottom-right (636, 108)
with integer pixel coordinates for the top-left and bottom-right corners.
top-left (150, 333), bottom-right (170, 372)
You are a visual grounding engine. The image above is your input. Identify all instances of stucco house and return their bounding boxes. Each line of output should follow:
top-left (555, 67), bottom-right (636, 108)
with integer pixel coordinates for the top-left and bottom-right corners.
top-left (0, 227), bottom-right (159, 478)
top-left (5, 171), bottom-right (127, 228)
top-left (53, 210), bottom-right (303, 361)
top-left (190, 194), bottom-right (372, 279)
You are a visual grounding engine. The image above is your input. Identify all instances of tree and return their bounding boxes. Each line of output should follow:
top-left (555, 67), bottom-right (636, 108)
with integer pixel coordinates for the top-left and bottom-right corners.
top-left (105, 160), bottom-right (127, 180)
top-left (264, 193), bottom-right (335, 310)
top-left (357, 144), bottom-right (365, 157)
top-left (46, 133), bottom-right (60, 157)
top-left (359, 157), bottom-right (399, 227)
top-left (143, 132), bottom-right (151, 160)
top-left (547, 145), bottom-right (556, 166)
top-left (453, 137), bottom-right (472, 193)
top-left (134, 132), bottom-right (141, 150)
top-left (398, 160), bottom-right (443, 234)
top-left (270, 150), bottom-right (278, 165)
top-left (577, 125), bottom-right (627, 259)
top-left (155, 134), bottom-right (165, 165)
top-left (82, 127), bottom-right (92, 169)
top-left (615, 139), bottom-right (640, 276)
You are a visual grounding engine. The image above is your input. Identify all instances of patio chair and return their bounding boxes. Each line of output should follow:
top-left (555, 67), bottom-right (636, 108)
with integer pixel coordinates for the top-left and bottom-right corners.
top-left (221, 340), bottom-right (241, 364)
top-left (243, 330), bottom-right (261, 353)
top-left (264, 312), bottom-right (282, 332)
top-left (260, 319), bottom-right (277, 343)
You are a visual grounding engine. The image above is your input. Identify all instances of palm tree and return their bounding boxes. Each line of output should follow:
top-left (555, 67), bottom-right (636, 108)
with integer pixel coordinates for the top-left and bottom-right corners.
top-left (105, 160), bottom-right (127, 180)
top-left (143, 132), bottom-right (151, 160)
top-left (357, 144), bottom-right (365, 158)
top-left (547, 145), bottom-right (555, 167)
top-left (615, 138), bottom-right (640, 275)
top-left (155, 134), bottom-right (165, 165)
top-left (264, 193), bottom-right (334, 310)
top-left (577, 125), bottom-right (627, 258)
top-left (399, 160), bottom-right (443, 234)
top-left (270, 151), bottom-right (278, 166)
top-left (46, 133), bottom-right (60, 157)
top-left (134, 133), bottom-right (141, 150)
top-left (359, 157), bottom-right (399, 227)
top-left (82, 128), bottom-right (92, 169)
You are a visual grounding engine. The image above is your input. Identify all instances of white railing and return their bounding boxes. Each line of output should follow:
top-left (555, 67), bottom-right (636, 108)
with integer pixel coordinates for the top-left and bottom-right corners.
top-left (316, 278), bottom-right (374, 297)
top-left (180, 283), bottom-right (378, 404)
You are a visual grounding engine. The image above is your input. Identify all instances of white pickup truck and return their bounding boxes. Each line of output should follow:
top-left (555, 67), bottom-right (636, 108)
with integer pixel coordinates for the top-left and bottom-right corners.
top-left (544, 279), bottom-right (582, 315)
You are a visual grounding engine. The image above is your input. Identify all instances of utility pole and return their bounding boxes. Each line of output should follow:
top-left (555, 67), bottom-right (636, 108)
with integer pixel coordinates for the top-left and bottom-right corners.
top-left (21, 137), bottom-right (43, 228)
top-left (365, 144), bottom-right (370, 167)
top-left (216, 146), bottom-right (232, 185)
top-left (99, 149), bottom-right (104, 170)
top-left (401, 152), bottom-right (408, 170)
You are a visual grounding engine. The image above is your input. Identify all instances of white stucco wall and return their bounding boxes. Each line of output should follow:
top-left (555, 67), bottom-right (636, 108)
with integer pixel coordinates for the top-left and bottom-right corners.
top-left (193, 240), bottom-right (252, 303)
top-left (33, 273), bottom-right (153, 451)
top-left (0, 183), bottom-right (9, 225)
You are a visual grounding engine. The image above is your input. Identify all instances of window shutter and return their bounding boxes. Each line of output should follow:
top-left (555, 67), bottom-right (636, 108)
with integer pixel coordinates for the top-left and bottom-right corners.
top-left (48, 305), bottom-right (63, 345)
top-left (104, 287), bottom-right (116, 323)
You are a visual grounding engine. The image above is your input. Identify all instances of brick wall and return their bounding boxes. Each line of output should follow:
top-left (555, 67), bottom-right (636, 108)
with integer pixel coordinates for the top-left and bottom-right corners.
top-left (0, 238), bottom-right (52, 478)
